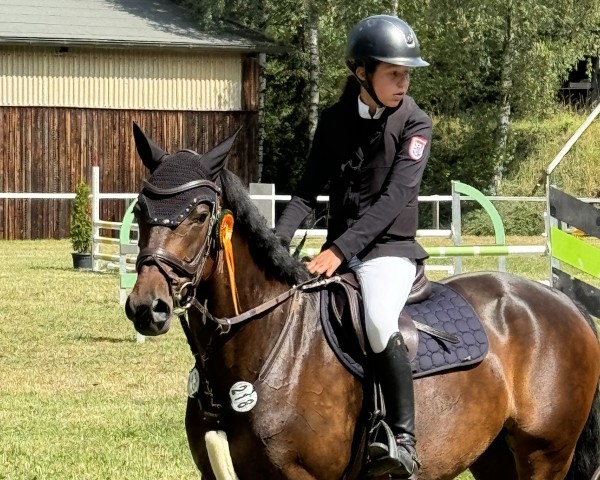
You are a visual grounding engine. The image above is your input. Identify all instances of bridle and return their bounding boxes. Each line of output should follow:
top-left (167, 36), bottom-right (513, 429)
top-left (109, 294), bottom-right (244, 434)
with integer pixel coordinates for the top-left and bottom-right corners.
top-left (134, 172), bottom-right (325, 331)
top-left (135, 177), bottom-right (222, 308)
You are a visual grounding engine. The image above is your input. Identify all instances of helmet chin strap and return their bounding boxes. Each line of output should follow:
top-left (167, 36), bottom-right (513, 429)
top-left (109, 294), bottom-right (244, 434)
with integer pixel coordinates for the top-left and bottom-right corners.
top-left (353, 72), bottom-right (386, 109)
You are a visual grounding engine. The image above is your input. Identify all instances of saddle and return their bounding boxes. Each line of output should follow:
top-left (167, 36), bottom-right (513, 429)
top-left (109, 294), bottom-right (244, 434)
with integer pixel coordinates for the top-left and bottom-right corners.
top-left (320, 265), bottom-right (488, 379)
top-left (327, 263), bottom-right (434, 364)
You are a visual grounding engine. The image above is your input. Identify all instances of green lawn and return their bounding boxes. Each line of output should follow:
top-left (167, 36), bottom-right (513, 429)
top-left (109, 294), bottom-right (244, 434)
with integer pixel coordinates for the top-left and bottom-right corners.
top-left (0, 240), bottom-right (197, 479)
top-left (0, 238), bottom-right (583, 479)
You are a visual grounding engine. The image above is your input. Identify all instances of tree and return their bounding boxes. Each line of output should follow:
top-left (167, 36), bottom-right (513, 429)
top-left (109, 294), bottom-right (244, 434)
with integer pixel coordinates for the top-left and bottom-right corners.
top-left (175, 0), bottom-right (600, 195)
top-left (403, 0), bottom-right (600, 192)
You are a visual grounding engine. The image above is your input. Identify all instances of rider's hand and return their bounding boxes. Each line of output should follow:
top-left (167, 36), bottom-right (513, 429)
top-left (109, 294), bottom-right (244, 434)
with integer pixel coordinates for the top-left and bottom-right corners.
top-left (306, 246), bottom-right (344, 277)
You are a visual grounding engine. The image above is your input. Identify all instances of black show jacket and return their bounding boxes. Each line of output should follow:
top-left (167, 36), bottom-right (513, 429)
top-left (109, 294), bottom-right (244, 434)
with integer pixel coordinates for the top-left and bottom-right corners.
top-left (276, 95), bottom-right (432, 262)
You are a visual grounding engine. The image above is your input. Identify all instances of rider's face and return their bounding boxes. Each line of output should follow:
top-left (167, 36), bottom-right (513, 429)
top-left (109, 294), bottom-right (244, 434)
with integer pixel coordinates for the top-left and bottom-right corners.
top-left (357, 63), bottom-right (411, 110)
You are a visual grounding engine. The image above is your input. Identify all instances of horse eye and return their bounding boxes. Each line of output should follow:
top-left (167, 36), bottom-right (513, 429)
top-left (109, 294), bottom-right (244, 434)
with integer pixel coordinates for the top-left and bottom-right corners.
top-left (193, 212), bottom-right (209, 224)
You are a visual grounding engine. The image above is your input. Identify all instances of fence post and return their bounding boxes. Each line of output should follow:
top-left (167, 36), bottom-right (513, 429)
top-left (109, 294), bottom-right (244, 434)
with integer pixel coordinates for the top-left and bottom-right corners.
top-left (249, 183), bottom-right (276, 228)
top-left (432, 199), bottom-right (440, 230)
top-left (91, 164), bottom-right (101, 272)
top-left (451, 182), bottom-right (463, 274)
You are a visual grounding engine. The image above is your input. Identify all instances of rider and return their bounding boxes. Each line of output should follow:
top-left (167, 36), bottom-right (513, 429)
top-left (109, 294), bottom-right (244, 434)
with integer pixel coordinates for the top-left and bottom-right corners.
top-left (275, 15), bottom-right (431, 478)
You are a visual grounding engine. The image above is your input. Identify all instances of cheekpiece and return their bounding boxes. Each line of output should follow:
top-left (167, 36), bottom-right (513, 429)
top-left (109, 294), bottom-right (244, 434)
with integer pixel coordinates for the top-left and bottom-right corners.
top-left (138, 150), bottom-right (220, 226)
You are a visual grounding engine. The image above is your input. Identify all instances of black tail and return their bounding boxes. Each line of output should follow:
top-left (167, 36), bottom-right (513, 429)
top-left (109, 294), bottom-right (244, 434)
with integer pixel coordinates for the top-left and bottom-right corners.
top-left (565, 303), bottom-right (600, 479)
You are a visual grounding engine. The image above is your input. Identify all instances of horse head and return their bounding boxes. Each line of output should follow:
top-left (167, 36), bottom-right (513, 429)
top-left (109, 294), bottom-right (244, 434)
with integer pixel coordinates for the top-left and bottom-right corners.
top-left (125, 122), bottom-right (239, 336)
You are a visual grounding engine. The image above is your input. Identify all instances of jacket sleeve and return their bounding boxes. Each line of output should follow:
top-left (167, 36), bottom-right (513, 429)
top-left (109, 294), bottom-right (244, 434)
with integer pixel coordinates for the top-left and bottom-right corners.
top-left (274, 110), bottom-right (332, 244)
top-left (333, 111), bottom-right (432, 260)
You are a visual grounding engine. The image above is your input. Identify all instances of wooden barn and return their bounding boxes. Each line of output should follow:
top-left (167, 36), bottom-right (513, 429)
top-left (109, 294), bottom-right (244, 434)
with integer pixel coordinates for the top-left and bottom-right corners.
top-left (0, 0), bottom-right (276, 239)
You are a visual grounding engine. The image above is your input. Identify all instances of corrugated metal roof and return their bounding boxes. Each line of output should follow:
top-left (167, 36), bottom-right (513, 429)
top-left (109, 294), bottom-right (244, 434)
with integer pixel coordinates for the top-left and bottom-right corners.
top-left (0, 0), bottom-right (277, 52)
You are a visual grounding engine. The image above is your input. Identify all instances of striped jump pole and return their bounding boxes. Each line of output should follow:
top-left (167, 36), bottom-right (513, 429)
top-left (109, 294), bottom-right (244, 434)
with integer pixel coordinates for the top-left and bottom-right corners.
top-left (298, 245), bottom-right (546, 259)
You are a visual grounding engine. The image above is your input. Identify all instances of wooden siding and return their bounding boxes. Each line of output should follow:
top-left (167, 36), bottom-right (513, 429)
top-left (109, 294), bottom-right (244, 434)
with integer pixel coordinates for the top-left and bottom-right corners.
top-left (0, 46), bottom-right (243, 111)
top-left (0, 107), bottom-right (258, 240)
top-left (241, 55), bottom-right (259, 111)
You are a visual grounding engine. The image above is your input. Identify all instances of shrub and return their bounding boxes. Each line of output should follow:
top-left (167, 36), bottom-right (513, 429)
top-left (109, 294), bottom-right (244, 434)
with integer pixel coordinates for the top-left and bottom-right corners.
top-left (462, 202), bottom-right (545, 237)
top-left (70, 182), bottom-right (92, 253)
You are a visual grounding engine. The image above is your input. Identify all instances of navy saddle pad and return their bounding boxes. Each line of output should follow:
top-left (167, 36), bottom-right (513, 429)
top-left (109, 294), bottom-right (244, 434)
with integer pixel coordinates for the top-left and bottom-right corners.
top-left (320, 282), bottom-right (489, 380)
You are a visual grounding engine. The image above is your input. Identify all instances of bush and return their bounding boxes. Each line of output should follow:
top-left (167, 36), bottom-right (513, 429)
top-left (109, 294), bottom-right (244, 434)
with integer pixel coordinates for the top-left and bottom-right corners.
top-left (70, 182), bottom-right (92, 253)
top-left (462, 202), bottom-right (545, 237)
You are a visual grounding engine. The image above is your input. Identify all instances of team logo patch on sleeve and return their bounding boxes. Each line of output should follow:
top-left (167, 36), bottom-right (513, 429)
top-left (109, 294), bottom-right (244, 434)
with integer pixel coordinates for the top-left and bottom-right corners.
top-left (408, 136), bottom-right (428, 161)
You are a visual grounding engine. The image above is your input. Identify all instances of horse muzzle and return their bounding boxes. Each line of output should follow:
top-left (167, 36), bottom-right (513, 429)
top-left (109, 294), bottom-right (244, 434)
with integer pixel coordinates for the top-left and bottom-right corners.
top-left (125, 292), bottom-right (173, 336)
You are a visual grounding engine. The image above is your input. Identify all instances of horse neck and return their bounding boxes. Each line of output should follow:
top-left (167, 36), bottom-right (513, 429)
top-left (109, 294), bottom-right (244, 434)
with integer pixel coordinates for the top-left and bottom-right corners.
top-left (206, 229), bottom-right (290, 318)
top-left (200, 229), bottom-right (295, 379)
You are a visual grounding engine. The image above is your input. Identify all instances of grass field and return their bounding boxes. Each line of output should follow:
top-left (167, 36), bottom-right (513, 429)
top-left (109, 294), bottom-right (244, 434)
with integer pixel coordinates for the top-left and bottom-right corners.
top-left (0, 240), bottom-right (197, 479)
top-left (0, 237), bottom-right (591, 479)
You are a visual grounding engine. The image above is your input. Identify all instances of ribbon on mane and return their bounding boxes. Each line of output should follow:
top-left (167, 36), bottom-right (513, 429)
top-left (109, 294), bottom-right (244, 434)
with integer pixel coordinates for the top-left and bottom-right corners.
top-left (218, 211), bottom-right (240, 315)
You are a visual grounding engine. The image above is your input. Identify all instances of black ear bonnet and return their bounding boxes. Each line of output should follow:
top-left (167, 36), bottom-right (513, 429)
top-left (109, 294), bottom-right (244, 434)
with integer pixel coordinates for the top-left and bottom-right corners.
top-left (134, 125), bottom-right (241, 227)
top-left (138, 151), bottom-right (220, 226)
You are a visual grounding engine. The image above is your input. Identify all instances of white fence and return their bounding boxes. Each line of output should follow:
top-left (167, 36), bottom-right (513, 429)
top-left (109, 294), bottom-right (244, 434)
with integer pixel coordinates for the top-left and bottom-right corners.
top-left (5, 166), bottom-right (597, 278)
top-left (89, 167), bottom-right (558, 278)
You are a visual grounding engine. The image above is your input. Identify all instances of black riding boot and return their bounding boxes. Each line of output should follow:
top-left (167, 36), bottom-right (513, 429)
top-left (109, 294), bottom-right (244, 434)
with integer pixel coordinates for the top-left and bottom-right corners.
top-left (367, 332), bottom-right (420, 479)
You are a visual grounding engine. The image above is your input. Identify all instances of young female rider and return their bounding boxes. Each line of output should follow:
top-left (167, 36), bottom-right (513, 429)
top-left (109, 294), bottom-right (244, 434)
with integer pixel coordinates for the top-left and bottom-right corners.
top-left (275, 15), bottom-right (431, 479)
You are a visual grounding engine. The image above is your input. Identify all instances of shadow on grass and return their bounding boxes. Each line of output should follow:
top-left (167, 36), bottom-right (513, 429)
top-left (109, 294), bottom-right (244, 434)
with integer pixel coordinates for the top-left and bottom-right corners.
top-left (75, 335), bottom-right (137, 344)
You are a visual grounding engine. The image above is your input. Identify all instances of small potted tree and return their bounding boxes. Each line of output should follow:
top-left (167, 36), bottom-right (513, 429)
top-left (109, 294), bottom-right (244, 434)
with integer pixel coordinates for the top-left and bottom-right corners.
top-left (70, 182), bottom-right (93, 269)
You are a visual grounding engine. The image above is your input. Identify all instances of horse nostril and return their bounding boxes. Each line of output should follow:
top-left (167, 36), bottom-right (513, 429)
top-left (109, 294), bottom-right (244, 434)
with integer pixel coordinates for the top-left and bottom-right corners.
top-left (152, 298), bottom-right (171, 317)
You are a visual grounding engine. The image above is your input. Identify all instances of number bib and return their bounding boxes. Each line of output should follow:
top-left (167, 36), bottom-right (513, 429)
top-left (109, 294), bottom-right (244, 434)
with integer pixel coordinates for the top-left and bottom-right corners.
top-left (188, 367), bottom-right (200, 398)
top-left (229, 381), bottom-right (258, 413)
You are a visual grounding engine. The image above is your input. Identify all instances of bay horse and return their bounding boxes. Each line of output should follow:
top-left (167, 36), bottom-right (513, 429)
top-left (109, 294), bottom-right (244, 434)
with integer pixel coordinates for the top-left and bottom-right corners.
top-left (125, 124), bottom-right (600, 480)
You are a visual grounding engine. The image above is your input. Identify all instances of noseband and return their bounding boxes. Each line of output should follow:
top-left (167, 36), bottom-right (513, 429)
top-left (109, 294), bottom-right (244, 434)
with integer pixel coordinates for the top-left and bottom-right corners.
top-left (135, 178), bottom-right (223, 304)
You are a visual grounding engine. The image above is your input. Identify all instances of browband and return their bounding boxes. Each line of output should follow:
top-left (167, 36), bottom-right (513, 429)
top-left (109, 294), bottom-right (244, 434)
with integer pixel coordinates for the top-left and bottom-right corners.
top-left (142, 179), bottom-right (221, 196)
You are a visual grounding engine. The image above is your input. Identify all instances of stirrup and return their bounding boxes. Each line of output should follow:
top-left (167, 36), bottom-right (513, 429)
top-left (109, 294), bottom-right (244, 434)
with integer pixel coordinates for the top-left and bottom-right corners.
top-left (366, 451), bottom-right (419, 479)
top-left (367, 420), bottom-right (396, 461)
top-left (366, 422), bottom-right (419, 479)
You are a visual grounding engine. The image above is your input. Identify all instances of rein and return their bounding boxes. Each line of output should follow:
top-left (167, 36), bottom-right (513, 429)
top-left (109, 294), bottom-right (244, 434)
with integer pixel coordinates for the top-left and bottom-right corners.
top-left (177, 275), bottom-right (340, 334)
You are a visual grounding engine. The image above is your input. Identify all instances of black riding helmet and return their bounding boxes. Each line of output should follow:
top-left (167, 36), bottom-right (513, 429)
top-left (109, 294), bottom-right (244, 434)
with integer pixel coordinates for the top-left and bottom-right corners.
top-left (346, 15), bottom-right (429, 107)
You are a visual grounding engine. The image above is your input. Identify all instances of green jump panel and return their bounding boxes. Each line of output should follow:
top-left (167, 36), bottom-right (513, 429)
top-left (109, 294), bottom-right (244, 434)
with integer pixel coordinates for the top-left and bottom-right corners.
top-left (453, 181), bottom-right (506, 245)
top-left (551, 227), bottom-right (600, 278)
top-left (120, 272), bottom-right (137, 289)
top-left (119, 200), bottom-right (139, 290)
top-left (120, 200), bottom-right (138, 245)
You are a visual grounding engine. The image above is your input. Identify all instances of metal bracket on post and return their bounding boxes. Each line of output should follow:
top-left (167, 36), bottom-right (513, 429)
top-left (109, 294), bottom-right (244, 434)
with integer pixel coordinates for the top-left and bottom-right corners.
top-left (451, 182), bottom-right (463, 274)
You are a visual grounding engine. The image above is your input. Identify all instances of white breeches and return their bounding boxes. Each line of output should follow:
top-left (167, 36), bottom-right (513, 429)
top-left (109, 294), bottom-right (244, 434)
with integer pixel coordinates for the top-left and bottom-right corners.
top-left (348, 256), bottom-right (417, 354)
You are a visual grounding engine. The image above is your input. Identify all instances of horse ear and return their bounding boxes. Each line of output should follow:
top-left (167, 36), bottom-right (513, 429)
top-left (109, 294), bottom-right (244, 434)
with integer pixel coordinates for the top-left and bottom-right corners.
top-left (200, 126), bottom-right (242, 179)
top-left (132, 122), bottom-right (169, 173)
